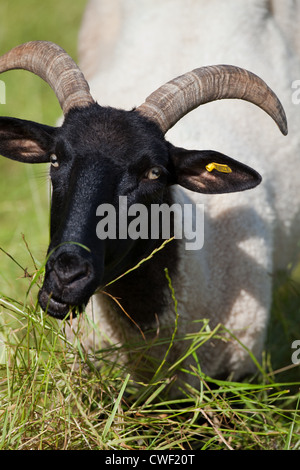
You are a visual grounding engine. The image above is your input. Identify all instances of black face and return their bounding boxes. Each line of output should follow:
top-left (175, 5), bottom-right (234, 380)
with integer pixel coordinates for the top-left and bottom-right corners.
top-left (0, 103), bottom-right (262, 320)
top-left (39, 105), bottom-right (175, 318)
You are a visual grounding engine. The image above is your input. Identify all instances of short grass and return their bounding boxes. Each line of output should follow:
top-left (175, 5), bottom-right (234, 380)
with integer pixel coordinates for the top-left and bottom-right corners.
top-left (1, 0), bottom-right (300, 452)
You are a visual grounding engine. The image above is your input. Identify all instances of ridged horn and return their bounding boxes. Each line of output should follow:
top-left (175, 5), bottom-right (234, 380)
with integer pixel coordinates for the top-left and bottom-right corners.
top-left (0, 41), bottom-right (94, 115)
top-left (137, 65), bottom-right (288, 136)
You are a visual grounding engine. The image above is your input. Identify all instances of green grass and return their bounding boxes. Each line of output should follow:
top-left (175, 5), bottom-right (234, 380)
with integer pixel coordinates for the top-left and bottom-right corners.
top-left (1, 0), bottom-right (300, 451)
top-left (0, 264), bottom-right (300, 450)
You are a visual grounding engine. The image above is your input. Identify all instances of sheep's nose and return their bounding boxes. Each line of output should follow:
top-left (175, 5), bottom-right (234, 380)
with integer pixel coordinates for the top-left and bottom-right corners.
top-left (53, 252), bottom-right (91, 286)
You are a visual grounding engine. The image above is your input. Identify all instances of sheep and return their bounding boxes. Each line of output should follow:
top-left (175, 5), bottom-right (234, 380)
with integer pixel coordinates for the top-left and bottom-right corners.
top-left (78, 0), bottom-right (300, 385)
top-left (0, 30), bottom-right (291, 393)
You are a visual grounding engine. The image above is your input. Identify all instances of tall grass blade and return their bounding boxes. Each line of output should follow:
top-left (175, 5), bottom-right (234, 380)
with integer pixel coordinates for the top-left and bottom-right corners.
top-left (102, 373), bottom-right (130, 441)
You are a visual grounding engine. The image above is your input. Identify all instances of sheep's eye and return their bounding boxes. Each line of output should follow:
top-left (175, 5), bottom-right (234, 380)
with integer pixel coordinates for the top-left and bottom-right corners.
top-left (145, 166), bottom-right (162, 180)
top-left (50, 154), bottom-right (59, 168)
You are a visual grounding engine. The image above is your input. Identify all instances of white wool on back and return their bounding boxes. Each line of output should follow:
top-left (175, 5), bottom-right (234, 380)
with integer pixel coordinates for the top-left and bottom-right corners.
top-left (69, 0), bottom-right (300, 386)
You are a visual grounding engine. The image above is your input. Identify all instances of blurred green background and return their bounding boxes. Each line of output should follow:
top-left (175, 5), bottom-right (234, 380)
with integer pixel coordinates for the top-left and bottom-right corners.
top-left (0, 0), bottom-right (87, 300)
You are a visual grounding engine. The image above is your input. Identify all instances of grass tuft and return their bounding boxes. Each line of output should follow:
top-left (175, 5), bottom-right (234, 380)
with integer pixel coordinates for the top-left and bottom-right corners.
top-left (0, 245), bottom-right (300, 450)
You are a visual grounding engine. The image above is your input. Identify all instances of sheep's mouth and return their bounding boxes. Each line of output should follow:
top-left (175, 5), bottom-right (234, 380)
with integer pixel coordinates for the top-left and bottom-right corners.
top-left (38, 289), bottom-right (81, 320)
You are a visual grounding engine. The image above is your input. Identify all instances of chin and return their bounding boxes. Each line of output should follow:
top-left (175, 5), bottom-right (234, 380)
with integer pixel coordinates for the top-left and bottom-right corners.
top-left (38, 289), bottom-right (84, 320)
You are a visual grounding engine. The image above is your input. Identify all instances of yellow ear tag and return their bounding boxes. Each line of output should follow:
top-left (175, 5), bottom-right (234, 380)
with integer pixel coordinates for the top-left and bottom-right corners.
top-left (205, 162), bottom-right (232, 173)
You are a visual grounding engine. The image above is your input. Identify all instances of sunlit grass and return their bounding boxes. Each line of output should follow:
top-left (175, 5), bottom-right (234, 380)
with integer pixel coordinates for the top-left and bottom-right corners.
top-left (0, 246), bottom-right (300, 450)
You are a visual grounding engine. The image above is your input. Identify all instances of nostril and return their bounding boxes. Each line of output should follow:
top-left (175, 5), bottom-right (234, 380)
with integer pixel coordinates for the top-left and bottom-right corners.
top-left (53, 252), bottom-right (91, 285)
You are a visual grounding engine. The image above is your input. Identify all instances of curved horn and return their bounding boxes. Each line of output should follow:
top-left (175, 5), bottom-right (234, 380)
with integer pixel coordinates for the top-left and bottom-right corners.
top-left (0, 41), bottom-right (94, 114)
top-left (137, 65), bottom-right (288, 136)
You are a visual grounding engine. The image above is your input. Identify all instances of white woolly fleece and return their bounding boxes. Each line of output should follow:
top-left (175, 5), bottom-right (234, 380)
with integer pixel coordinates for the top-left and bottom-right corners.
top-left (67, 0), bottom-right (300, 390)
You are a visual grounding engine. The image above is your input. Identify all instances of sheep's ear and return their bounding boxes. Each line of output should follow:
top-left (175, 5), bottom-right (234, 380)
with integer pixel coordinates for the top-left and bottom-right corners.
top-left (0, 117), bottom-right (56, 163)
top-left (169, 146), bottom-right (262, 194)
